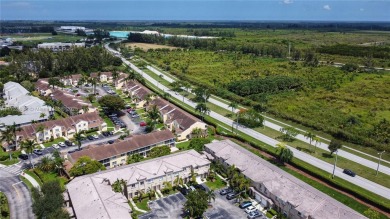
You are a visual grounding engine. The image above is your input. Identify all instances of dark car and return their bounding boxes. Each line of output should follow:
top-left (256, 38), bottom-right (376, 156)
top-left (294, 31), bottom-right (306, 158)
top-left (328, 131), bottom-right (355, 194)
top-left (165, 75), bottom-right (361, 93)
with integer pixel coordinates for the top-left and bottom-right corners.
top-left (65, 140), bottom-right (73, 146)
top-left (239, 201), bottom-right (252, 209)
top-left (179, 187), bottom-right (190, 196)
top-left (120, 124), bottom-right (127, 128)
top-left (226, 192), bottom-right (239, 200)
top-left (194, 184), bottom-right (206, 191)
top-left (87, 135), bottom-right (95, 140)
top-left (102, 132), bottom-right (109, 137)
top-left (107, 140), bottom-right (115, 144)
top-left (220, 188), bottom-right (233, 195)
top-left (19, 154), bottom-right (28, 160)
top-left (343, 169), bottom-right (356, 177)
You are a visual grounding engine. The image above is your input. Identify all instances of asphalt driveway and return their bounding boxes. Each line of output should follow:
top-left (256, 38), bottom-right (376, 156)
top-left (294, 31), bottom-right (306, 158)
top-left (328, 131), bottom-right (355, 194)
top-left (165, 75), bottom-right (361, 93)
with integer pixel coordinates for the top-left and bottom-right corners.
top-left (139, 193), bottom-right (186, 219)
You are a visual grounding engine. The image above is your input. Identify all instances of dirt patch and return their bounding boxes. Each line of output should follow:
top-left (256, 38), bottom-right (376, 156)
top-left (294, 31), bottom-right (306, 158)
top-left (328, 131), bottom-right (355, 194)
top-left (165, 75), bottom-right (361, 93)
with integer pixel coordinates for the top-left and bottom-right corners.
top-left (216, 135), bottom-right (390, 217)
top-left (125, 43), bottom-right (178, 51)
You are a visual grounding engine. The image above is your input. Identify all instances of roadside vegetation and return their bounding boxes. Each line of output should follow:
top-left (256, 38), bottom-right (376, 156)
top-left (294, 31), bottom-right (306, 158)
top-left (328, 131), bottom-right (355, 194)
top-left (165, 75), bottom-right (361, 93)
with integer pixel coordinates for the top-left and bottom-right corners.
top-left (0, 192), bottom-right (10, 219)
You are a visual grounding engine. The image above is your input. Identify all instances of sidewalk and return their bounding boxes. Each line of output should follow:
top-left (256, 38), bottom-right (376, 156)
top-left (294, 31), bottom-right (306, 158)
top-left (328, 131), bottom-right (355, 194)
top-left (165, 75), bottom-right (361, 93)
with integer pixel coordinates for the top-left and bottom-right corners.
top-left (129, 198), bottom-right (147, 213)
top-left (21, 171), bottom-right (40, 188)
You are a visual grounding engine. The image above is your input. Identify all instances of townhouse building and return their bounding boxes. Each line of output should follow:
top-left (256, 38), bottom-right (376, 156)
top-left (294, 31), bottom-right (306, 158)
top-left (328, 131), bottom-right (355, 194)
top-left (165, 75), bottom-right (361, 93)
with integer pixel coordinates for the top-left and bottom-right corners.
top-left (0, 82), bottom-right (53, 128)
top-left (35, 79), bottom-right (96, 115)
top-left (204, 140), bottom-right (366, 219)
top-left (66, 150), bottom-right (210, 219)
top-left (61, 74), bottom-right (82, 86)
top-left (90, 72), bottom-right (113, 83)
top-left (125, 80), bottom-right (153, 108)
top-left (150, 98), bottom-right (207, 141)
top-left (16, 112), bottom-right (106, 144)
top-left (67, 130), bottom-right (176, 168)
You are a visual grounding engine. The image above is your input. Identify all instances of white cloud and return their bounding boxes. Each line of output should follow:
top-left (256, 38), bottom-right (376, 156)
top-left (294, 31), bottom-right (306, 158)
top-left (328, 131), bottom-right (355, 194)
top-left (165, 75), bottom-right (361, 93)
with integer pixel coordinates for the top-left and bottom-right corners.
top-left (323, 4), bottom-right (331, 10)
top-left (283, 0), bottom-right (294, 4)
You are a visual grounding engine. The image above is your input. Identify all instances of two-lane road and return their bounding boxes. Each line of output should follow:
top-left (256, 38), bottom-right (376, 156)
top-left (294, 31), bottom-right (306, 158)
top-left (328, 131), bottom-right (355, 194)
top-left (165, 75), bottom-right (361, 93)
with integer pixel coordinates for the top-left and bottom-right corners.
top-left (0, 169), bottom-right (34, 219)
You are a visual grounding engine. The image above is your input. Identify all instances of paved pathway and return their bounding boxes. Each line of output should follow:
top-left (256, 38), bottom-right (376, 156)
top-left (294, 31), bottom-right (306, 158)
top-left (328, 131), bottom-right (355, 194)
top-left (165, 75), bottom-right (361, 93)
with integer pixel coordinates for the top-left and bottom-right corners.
top-left (20, 172), bottom-right (40, 188)
top-left (0, 162), bottom-right (27, 175)
top-left (0, 169), bottom-right (34, 219)
top-left (146, 63), bottom-right (390, 175)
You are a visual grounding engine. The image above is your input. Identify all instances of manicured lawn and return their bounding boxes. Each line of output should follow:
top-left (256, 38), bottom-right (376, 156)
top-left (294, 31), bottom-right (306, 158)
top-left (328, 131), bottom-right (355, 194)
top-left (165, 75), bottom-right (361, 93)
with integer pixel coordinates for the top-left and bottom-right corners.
top-left (0, 158), bottom-right (19, 166)
top-left (176, 141), bottom-right (191, 150)
top-left (205, 175), bottom-right (227, 190)
top-left (31, 169), bottom-right (68, 190)
top-left (20, 175), bottom-right (34, 190)
top-left (135, 198), bottom-right (150, 211)
top-left (103, 116), bottom-right (115, 127)
top-left (24, 170), bottom-right (43, 186)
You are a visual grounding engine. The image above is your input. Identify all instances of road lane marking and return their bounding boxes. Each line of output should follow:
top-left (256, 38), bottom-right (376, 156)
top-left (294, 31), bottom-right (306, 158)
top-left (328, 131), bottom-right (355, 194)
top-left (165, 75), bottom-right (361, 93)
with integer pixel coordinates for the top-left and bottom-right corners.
top-left (12, 182), bottom-right (22, 201)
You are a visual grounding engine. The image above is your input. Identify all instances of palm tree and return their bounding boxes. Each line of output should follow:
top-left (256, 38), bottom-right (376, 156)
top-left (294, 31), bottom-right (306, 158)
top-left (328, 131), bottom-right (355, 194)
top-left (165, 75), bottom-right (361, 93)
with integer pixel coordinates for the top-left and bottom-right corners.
top-left (304, 132), bottom-right (317, 152)
top-left (313, 136), bottom-right (320, 152)
top-left (112, 71), bottom-right (119, 86)
top-left (162, 92), bottom-right (171, 102)
top-left (52, 150), bottom-right (65, 176)
top-left (73, 131), bottom-right (84, 150)
top-left (136, 189), bottom-right (144, 202)
top-left (112, 178), bottom-right (123, 193)
top-left (39, 112), bottom-right (46, 119)
top-left (228, 102), bottom-right (238, 132)
top-left (191, 127), bottom-right (202, 138)
top-left (82, 105), bottom-right (89, 113)
top-left (21, 139), bottom-right (38, 168)
top-left (38, 156), bottom-right (54, 172)
top-left (207, 190), bottom-right (216, 203)
top-left (276, 142), bottom-right (294, 164)
top-left (174, 175), bottom-right (184, 187)
top-left (147, 105), bottom-right (161, 123)
top-left (0, 127), bottom-right (15, 159)
top-left (195, 102), bottom-right (210, 121)
top-left (90, 78), bottom-right (97, 94)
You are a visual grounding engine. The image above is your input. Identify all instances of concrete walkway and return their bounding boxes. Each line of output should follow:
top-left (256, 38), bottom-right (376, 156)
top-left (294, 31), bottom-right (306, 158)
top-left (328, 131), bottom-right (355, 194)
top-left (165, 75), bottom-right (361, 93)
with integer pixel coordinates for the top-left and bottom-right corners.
top-left (21, 171), bottom-right (40, 188)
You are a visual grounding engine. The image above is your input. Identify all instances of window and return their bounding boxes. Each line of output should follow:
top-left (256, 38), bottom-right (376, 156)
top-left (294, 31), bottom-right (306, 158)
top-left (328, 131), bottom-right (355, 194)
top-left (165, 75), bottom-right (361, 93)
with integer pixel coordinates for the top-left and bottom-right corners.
top-left (131, 184), bottom-right (135, 188)
top-left (140, 182), bottom-right (144, 185)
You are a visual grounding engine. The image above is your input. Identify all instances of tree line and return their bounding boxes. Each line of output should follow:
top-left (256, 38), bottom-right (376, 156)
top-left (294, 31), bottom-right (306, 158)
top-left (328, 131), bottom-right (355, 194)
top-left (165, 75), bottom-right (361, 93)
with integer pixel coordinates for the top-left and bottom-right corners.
top-left (318, 44), bottom-right (390, 59)
top-left (2, 46), bottom-right (122, 82)
top-left (227, 75), bottom-right (303, 97)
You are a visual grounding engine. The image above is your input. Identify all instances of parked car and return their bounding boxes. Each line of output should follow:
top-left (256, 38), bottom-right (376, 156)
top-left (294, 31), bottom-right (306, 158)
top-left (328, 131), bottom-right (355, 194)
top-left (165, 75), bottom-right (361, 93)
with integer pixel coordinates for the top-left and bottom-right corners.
top-left (125, 105), bottom-right (131, 109)
top-left (140, 121), bottom-right (147, 127)
top-left (107, 140), bottom-right (115, 144)
top-left (343, 169), bottom-right (356, 177)
top-left (58, 142), bottom-right (66, 147)
top-left (247, 210), bottom-right (262, 219)
top-left (220, 188), bottom-right (233, 195)
top-left (194, 184), bottom-right (206, 191)
top-left (33, 149), bottom-right (43, 155)
top-left (120, 124), bottom-right (127, 128)
top-left (131, 114), bottom-right (140, 118)
top-left (65, 140), bottom-right (73, 146)
top-left (87, 135), bottom-right (94, 140)
top-left (245, 206), bottom-right (256, 214)
top-left (76, 93), bottom-right (81, 96)
top-left (92, 134), bottom-right (99, 139)
top-left (19, 154), bottom-right (28, 160)
top-left (102, 132), bottom-right (110, 137)
top-left (189, 186), bottom-right (196, 192)
top-left (239, 201), bottom-right (252, 209)
top-left (179, 187), bottom-right (190, 196)
top-left (226, 192), bottom-right (239, 200)
top-left (52, 144), bottom-right (60, 149)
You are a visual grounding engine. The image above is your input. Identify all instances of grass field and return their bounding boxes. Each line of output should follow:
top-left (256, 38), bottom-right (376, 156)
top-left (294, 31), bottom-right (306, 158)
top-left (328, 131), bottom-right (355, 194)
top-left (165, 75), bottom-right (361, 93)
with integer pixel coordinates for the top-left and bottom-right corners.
top-left (2, 33), bottom-right (83, 46)
top-left (125, 43), bottom-right (177, 51)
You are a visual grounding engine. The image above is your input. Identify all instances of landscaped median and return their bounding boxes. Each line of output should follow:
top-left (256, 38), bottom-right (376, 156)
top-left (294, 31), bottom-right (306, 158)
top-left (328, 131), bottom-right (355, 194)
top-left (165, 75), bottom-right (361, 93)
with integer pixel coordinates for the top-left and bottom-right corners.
top-left (135, 68), bottom-right (390, 218)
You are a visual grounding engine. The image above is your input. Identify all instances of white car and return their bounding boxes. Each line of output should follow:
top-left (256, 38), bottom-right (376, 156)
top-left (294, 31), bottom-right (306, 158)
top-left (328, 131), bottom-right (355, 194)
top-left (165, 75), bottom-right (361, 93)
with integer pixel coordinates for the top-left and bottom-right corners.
top-left (58, 142), bottom-right (66, 147)
top-left (52, 144), bottom-right (60, 149)
top-left (92, 134), bottom-right (99, 139)
top-left (245, 206), bottom-right (256, 214)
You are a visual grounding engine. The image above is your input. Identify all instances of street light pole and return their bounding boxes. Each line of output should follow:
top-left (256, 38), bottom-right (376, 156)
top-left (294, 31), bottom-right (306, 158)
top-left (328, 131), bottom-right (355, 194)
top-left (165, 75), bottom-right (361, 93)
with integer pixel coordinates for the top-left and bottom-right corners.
top-left (376, 151), bottom-right (386, 176)
top-left (332, 150), bottom-right (338, 179)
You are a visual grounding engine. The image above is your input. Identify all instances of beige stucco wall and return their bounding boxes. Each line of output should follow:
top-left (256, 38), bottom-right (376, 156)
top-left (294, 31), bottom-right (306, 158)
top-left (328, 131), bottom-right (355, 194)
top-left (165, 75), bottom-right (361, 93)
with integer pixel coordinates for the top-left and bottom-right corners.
top-left (176, 122), bottom-right (207, 141)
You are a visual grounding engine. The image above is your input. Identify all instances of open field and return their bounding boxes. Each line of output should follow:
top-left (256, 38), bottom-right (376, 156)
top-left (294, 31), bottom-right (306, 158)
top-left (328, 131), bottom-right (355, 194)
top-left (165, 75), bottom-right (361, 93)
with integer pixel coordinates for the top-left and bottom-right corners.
top-left (125, 43), bottom-right (177, 51)
top-left (1, 33), bottom-right (83, 46)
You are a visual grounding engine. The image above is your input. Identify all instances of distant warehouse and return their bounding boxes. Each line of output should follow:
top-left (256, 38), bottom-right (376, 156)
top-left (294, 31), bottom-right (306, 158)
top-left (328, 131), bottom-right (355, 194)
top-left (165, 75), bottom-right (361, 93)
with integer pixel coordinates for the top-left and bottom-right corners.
top-left (37, 42), bottom-right (85, 51)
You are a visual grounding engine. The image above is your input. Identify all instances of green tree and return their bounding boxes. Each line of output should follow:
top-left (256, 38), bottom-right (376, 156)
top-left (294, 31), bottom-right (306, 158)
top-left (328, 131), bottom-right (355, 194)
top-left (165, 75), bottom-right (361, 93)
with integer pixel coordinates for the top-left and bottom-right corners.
top-left (21, 80), bottom-right (35, 92)
top-left (21, 139), bottom-right (38, 168)
top-left (69, 156), bottom-right (106, 177)
top-left (38, 156), bottom-right (55, 172)
top-left (73, 131), bottom-right (84, 150)
top-left (279, 127), bottom-right (299, 142)
top-left (127, 153), bottom-right (144, 164)
top-left (148, 146), bottom-right (170, 158)
top-left (87, 94), bottom-right (95, 103)
top-left (328, 139), bottom-right (342, 155)
top-left (188, 138), bottom-right (211, 152)
top-left (237, 109), bottom-right (264, 128)
top-left (32, 180), bottom-right (70, 219)
top-left (207, 190), bottom-right (216, 203)
top-left (304, 132), bottom-right (317, 152)
top-left (98, 95), bottom-right (125, 112)
top-left (183, 190), bottom-right (209, 218)
top-left (195, 102), bottom-right (210, 121)
top-left (276, 143), bottom-right (294, 164)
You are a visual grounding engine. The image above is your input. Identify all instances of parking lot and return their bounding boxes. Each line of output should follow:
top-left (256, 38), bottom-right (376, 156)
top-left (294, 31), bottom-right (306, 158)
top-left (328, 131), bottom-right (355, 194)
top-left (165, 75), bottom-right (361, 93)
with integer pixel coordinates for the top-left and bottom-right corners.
top-left (139, 193), bottom-right (186, 219)
top-left (204, 190), bottom-right (247, 219)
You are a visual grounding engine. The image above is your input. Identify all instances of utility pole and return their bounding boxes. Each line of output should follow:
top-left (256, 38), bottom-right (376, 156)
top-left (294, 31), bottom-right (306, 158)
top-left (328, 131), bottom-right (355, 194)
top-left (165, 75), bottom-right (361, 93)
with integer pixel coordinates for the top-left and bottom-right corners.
top-left (332, 150), bottom-right (338, 179)
top-left (376, 151), bottom-right (386, 176)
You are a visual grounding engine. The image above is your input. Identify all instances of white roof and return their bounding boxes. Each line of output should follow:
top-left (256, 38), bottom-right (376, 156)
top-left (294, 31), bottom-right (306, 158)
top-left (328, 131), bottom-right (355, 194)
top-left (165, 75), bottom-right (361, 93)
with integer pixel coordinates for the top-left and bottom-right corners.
top-left (0, 82), bottom-right (51, 126)
top-left (205, 140), bottom-right (367, 219)
top-left (67, 150), bottom-right (210, 219)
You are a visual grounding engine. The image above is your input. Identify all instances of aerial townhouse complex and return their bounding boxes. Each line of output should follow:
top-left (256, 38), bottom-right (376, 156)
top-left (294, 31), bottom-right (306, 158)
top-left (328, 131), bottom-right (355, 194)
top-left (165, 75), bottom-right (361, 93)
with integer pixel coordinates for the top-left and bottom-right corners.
top-left (65, 150), bottom-right (210, 219)
top-left (125, 80), bottom-right (154, 108)
top-left (35, 78), bottom-right (96, 115)
top-left (0, 81), bottom-right (53, 129)
top-left (150, 98), bottom-right (208, 141)
top-left (67, 130), bottom-right (176, 168)
top-left (204, 140), bottom-right (366, 219)
top-left (16, 112), bottom-right (106, 144)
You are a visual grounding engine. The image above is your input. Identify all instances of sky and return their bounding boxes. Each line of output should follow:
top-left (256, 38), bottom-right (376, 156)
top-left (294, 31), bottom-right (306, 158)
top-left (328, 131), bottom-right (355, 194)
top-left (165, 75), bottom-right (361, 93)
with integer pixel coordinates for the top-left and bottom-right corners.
top-left (1, 0), bottom-right (389, 21)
